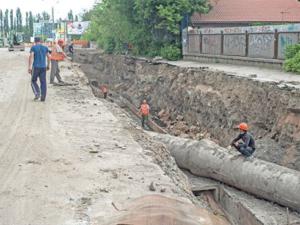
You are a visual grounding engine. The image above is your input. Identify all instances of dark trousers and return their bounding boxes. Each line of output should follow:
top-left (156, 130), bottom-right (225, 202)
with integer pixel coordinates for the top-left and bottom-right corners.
top-left (233, 143), bottom-right (255, 157)
top-left (141, 115), bottom-right (148, 128)
top-left (31, 67), bottom-right (47, 100)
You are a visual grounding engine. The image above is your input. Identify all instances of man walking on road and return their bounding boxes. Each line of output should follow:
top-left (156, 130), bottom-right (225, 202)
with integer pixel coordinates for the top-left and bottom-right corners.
top-left (28, 37), bottom-right (51, 102)
top-left (50, 39), bottom-right (66, 84)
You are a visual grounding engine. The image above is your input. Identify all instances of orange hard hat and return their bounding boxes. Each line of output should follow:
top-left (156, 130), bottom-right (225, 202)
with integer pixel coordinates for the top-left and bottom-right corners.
top-left (238, 123), bottom-right (248, 131)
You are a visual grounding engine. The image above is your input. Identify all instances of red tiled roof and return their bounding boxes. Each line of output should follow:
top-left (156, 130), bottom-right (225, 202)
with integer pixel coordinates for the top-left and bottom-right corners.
top-left (192, 0), bottom-right (300, 24)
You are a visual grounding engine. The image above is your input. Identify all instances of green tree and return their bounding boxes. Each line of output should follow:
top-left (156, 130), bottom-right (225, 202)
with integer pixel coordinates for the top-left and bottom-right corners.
top-left (81, 9), bottom-right (93, 21)
top-left (42, 11), bottom-right (50, 21)
top-left (16, 8), bottom-right (22, 32)
top-left (68, 10), bottom-right (74, 21)
top-left (86, 0), bottom-right (210, 59)
top-left (0, 10), bottom-right (3, 36)
top-left (10, 9), bottom-right (13, 31)
top-left (25, 12), bottom-right (29, 30)
top-left (29, 11), bottom-right (34, 36)
top-left (4, 9), bottom-right (9, 34)
top-left (35, 13), bottom-right (42, 22)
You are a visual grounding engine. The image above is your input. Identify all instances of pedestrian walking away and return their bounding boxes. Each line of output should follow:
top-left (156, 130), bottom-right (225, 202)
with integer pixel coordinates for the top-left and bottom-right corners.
top-left (231, 123), bottom-right (256, 158)
top-left (50, 39), bottom-right (66, 84)
top-left (28, 37), bottom-right (51, 102)
top-left (139, 99), bottom-right (150, 129)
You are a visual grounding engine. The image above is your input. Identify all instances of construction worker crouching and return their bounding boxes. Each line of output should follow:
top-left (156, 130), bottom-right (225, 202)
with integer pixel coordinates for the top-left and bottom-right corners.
top-left (231, 123), bottom-right (256, 158)
top-left (139, 100), bottom-right (150, 129)
top-left (50, 39), bottom-right (66, 84)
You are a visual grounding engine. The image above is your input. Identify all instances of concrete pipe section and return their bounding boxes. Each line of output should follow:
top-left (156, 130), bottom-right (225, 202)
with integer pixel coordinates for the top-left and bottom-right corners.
top-left (150, 133), bottom-right (300, 213)
top-left (104, 195), bottom-right (230, 225)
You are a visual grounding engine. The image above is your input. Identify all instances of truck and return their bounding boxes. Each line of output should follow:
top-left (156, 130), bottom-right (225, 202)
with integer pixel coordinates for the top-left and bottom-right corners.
top-left (8, 32), bottom-right (25, 51)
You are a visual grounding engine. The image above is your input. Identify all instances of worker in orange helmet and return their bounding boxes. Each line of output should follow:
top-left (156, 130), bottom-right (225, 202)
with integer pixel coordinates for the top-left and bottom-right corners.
top-left (231, 123), bottom-right (256, 158)
top-left (50, 39), bottom-right (66, 84)
top-left (139, 99), bottom-right (150, 129)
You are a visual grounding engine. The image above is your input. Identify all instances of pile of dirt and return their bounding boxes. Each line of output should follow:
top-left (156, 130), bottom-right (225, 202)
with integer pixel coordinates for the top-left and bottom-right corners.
top-left (74, 49), bottom-right (300, 171)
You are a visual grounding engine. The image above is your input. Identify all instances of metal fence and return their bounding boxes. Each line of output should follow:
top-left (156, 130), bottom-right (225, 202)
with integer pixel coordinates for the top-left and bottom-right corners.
top-left (186, 30), bottom-right (300, 60)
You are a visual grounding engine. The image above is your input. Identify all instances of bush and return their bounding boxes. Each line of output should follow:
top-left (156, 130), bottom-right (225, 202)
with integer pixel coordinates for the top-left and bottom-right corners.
top-left (103, 37), bottom-right (116, 54)
top-left (285, 44), bottom-right (300, 59)
top-left (284, 51), bottom-right (300, 73)
top-left (160, 45), bottom-right (182, 61)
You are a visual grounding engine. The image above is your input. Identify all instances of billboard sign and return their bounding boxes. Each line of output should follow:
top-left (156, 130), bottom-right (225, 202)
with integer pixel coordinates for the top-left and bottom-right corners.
top-left (33, 22), bottom-right (55, 39)
top-left (67, 21), bottom-right (90, 35)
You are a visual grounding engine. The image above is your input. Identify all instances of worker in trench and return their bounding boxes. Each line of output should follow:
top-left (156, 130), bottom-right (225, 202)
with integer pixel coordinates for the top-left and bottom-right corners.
top-left (231, 123), bottom-right (256, 158)
top-left (100, 84), bottom-right (108, 99)
top-left (139, 99), bottom-right (150, 129)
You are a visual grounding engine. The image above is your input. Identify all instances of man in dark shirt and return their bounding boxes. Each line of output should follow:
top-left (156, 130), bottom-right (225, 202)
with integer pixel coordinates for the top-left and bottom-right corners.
top-left (68, 41), bottom-right (74, 61)
top-left (231, 123), bottom-right (256, 157)
top-left (28, 37), bottom-right (50, 102)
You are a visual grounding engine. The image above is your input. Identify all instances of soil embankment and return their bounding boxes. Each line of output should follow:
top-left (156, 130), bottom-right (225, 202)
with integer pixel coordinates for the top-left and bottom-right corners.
top-left (74, 49), bottom-right (300, 171)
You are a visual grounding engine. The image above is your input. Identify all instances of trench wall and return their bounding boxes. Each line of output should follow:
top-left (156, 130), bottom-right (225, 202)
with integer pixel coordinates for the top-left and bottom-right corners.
top-left (74, 49), bottom-right (300, 171)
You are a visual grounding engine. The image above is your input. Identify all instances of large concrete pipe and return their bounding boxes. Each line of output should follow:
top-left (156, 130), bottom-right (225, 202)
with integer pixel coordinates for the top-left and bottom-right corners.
top-left (104, 195), bottom-right (230, 225)
top-left (150, 133), bottom-right (300, 213)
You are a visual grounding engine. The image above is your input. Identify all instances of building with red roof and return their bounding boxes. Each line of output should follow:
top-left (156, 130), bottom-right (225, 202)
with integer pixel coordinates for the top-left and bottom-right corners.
top-left (192, 0), bottom-right (300, 27)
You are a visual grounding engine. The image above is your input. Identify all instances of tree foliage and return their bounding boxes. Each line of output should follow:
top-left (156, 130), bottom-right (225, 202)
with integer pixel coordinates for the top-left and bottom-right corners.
top-left (16, 8), bottom-right (22, 32)
top-left (0, 10), bottom-right (3, 35)
top-left (284, 44), bottom-right (300, 74)
top-left (10, 9), bottom-right (13, 30)
top-left (42, 11), bottom-right (51, 21)
top-left (85, 0), bottom-right (209, 59)
top-left (68, 10), bottom-right (74, 21)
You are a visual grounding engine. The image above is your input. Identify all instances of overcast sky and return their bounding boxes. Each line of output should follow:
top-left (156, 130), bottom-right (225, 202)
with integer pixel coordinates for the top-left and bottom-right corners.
top-left (1, 0), bottom-right (98, 20)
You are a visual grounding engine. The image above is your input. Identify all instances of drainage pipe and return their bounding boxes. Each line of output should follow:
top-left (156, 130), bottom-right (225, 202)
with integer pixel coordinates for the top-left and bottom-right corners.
top-left (150, 133), bottom-right (300, 213)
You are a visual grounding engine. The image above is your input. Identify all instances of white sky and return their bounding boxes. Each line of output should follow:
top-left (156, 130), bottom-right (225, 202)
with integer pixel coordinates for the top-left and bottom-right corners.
top-left (0, 0), bottom-right (98, 21)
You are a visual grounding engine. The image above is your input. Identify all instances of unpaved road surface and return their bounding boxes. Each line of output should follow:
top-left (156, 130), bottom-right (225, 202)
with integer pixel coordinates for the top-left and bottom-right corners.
top-left (0, 49), bottom-right (198, 225)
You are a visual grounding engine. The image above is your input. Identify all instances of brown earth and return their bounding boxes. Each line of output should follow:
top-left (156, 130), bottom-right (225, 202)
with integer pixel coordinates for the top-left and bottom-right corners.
top-left (74, 49), bottom-right (300, 171)
top-left (0, 49), bottom-right (220, 225)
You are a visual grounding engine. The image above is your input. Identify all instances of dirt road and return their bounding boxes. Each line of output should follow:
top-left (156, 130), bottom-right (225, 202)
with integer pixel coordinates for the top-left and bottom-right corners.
top-left (0, 49), bottom-right (198, 225)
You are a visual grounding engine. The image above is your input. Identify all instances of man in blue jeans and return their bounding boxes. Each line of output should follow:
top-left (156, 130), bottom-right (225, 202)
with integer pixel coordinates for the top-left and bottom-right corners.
top-left (28, 37), bottom-right (51, 102)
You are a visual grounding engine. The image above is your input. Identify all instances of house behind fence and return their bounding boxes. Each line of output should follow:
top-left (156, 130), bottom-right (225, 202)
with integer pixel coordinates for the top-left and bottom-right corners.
top-left (183, 0), bottom-right (300, 66)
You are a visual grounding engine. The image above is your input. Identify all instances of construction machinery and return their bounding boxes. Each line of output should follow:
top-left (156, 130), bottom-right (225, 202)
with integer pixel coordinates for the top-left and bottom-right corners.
top-left (8, 32), bottom-right (25, 51)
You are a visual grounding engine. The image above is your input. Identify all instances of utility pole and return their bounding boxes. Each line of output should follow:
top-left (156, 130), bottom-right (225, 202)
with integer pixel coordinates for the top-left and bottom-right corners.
top-left (52, 7), bottom-right (55, 40)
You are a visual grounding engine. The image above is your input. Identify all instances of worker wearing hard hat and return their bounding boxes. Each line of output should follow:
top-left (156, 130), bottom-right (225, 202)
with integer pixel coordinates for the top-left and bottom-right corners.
top-left (231, 123), bottom-right (256, 157)
top-left (139, 99), bottom-right (150, 129)
top-left (50, 39), bottom-right (66, 84)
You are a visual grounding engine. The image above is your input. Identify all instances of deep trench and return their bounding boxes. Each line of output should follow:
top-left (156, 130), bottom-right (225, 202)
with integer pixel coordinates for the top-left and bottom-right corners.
top-left (74, 49), bottom-right (300, 172)
top-left (74, 49), bottom-right (300, 225)
top-left (87, 70), bottom-right (300, 225)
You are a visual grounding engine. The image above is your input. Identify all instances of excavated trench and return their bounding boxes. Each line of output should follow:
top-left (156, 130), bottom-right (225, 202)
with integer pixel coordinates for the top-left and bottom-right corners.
top-left (74, 49), bottom-right (300, 171)
top-left (73, 49), bottom-right (300, 224)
